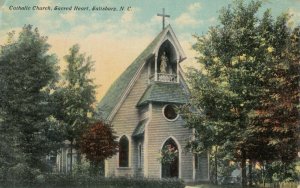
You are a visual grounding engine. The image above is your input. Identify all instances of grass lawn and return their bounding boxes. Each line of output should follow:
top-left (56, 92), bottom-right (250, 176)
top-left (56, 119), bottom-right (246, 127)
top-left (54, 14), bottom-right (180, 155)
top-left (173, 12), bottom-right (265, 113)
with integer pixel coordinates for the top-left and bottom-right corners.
top-left (186, 183), bottom-right (299, 188)
top-left (186, 184), bottom-right (243, 188)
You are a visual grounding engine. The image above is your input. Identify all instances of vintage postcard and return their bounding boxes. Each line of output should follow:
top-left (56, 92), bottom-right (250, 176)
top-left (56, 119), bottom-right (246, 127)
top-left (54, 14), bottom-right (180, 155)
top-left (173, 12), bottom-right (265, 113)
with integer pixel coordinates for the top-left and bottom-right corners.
top-left (0, 0), bottom-right (299, 187)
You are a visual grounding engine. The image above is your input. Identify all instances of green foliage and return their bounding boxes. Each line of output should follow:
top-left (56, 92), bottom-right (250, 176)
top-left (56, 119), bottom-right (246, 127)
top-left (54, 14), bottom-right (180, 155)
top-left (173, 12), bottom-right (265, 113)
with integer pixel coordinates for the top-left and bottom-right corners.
top-left (209, 147), bottom-right (237, 185)
top-left (53, 44), bottom-right (96, 173)
top-left (0, 25), bottom-right (63, 180)
top-left (1, 173), bottom-right (185, 188)
top-left (6, 163), bottom-right (42, 185)
top-left (72, 160), bottom-right (91, 175)
top-left (268, 161), bottom-right (299, 182)
top-left (159, 145), bottom-right (179, 164)
top-left (54, 44), bottom-right (96, 143)
top-left (44, 175), bottom-right (185, 188)
top-left (180, 0), bottom-right (300, 185)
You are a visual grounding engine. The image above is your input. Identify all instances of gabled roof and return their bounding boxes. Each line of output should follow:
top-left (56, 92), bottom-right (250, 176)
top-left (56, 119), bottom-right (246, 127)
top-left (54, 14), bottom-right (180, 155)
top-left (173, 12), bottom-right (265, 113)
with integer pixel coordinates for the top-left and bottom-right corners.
top-left (96, 29), bottom-right (165, 120)
top-left (137, 82), bottom-right (188, 106)
top-left (96, 25), bottom-right (186, 121)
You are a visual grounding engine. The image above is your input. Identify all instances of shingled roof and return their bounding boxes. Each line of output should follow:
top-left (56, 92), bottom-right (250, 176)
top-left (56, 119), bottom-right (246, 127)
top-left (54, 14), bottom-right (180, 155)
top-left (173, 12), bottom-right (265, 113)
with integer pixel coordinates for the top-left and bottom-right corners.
top-left (137, 82), bottom-right (188, 106)
top-left (96, 27), bottom-right (167, 120)
top-left (132, 118), bottom-right (148, 138)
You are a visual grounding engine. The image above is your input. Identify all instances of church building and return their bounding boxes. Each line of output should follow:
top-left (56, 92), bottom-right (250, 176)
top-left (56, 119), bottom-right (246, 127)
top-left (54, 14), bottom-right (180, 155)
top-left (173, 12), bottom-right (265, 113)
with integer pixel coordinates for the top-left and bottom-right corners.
top-left (97, 22), bottom-right (209, 182)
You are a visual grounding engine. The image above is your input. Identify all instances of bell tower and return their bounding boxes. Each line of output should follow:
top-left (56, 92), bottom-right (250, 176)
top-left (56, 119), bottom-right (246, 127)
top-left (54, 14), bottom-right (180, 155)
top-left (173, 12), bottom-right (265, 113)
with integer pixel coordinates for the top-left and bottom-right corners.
top-left (149, 9), bottom-right (179, 83)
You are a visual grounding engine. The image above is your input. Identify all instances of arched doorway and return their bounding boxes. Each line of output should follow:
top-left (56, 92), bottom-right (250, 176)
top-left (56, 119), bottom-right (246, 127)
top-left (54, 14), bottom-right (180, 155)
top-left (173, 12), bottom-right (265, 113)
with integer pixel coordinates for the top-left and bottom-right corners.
top-left (161, 138), bottom-right (179, 178)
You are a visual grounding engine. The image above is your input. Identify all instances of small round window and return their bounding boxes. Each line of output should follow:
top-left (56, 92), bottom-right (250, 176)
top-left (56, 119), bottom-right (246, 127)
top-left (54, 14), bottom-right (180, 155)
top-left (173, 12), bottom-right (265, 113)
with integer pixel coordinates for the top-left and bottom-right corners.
top-left (163, 105), bottom-right (178, 121)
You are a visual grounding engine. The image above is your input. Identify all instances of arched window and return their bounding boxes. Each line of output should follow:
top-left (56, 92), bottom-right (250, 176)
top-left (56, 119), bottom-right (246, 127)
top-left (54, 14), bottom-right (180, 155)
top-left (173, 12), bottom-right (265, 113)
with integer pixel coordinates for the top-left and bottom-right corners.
top-left (161, 138), bottom-right (179, 178)
top-left (119, 136), bottom-right (129, 167)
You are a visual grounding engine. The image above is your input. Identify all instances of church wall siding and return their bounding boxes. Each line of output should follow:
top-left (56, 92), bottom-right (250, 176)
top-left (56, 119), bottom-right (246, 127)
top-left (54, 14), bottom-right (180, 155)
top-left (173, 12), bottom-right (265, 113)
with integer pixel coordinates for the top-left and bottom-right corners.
top-left (106, 155), bottom-right (117, 176)
top-left (133, 139), bottom-right (144, 177)
top-left (105, 62), bottom-right (203, 182)
top-left (106, 64), bottom-right (149, 177)
top-left (147, 102), bottom-right (194, 182)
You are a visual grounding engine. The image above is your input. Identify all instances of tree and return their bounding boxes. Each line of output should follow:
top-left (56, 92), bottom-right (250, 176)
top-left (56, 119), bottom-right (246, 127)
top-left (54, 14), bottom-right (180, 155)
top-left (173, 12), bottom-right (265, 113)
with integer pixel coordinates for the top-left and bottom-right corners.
top-left (181, 0), bottom-right (299, 186)
top-left (247, 13), bottom-right (300, 183)
top-left (54, 44), bottom-right (96, 173)
top-left (79, 121), bottom-right (118, 175)
top-left (0, 25), bottom-right (62, 180)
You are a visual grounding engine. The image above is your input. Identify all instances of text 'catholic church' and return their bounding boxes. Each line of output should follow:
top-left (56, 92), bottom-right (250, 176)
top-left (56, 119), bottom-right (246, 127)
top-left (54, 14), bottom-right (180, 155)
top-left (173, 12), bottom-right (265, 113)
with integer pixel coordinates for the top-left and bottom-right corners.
top-left (96, 12), bottom-right (209, 182)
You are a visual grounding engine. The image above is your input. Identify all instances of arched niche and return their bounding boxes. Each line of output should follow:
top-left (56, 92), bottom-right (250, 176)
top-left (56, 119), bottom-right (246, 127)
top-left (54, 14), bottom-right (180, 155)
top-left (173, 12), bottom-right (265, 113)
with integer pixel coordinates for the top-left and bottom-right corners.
top-left (157, 39), bottom-right (178, 74)
top-left (150, 39), bottom-right (178, 79)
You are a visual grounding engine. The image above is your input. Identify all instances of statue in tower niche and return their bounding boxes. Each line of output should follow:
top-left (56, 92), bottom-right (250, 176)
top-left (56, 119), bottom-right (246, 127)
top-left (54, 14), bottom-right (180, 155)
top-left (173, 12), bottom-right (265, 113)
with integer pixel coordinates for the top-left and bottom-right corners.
top-left (160, 52), bottom-right (168, 73)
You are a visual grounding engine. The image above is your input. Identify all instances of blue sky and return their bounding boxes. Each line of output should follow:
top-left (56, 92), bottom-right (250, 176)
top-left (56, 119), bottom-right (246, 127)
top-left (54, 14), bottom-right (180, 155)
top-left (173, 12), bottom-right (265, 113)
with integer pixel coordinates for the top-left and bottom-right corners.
top-left (0, 0), bottom-right (299, 99)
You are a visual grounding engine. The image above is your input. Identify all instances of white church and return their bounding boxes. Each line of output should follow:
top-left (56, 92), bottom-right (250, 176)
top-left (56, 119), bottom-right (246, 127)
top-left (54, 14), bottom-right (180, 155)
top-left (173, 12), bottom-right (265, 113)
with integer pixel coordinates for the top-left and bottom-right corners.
top-left (55, 11), bottom-right (209, 183)
top-left (96, 19), bottom-right (209, 181)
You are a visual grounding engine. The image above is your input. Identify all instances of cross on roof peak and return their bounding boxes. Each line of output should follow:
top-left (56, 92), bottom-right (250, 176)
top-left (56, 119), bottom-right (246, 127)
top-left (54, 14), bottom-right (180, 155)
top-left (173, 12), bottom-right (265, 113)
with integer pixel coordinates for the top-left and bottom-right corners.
top-left (157, 8), bottom-right (170, 30)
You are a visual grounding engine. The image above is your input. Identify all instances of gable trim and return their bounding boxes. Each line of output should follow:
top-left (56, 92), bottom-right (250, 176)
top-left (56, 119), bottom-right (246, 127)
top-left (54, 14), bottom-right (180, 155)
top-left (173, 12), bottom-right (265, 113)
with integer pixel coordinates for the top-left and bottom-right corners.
top-left (178, 66), bottom-right (191, 95)
top-left (157, 37), bottom-right (180, 61)
top-left (154, 26), bottom-right (186, 61)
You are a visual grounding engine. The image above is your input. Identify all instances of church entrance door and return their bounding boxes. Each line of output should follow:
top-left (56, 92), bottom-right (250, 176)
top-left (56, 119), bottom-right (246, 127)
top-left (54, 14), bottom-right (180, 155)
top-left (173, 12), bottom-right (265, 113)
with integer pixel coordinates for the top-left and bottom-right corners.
top-left (161, 138), bottom-right (179, 178)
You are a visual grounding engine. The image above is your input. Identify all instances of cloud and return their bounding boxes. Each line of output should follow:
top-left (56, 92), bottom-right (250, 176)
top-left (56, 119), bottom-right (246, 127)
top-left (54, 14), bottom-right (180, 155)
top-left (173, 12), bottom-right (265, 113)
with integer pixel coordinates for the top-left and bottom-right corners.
top-left (70, 25), bottom-right (90, 36)
top-left (121, 12), bottom-right (133, 23)
top-left (177, 33), bottom-right (204, 72)
top-left (208, 17), bottom-right (217, 24)
top-left (188, 2), bottom-right (202, 12)
top-left (120, 7), bottom-right (141, 24)
top-left (175, 13), bottom-right (203, 26)
top-left (121, 9), bottom-right (135, 23)
top-left (0, 5), bottom-right (12, 28)
top-left (0, 4), bottom-right (10, 14)
top-left (60, 12), bottom-right (76, 22)
top-left (175, 3), bottom-right (203, 27)
top-left (288, 8), bottom-right (300, 26)
top-left (150, 15), bottom-right (161, 23)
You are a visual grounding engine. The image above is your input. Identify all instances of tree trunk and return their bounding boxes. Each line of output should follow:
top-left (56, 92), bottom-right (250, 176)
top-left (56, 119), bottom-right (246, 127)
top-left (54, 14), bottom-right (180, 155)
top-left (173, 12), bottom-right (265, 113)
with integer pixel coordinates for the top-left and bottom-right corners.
top-left (262, 162), bottom-right (266, 188)
top-left (283, 161), bottom-right (287, 182)
top-left (249, 160), bottom-right (253, 186)
top-left (90, 161), bottom-right (100, 176)
top-left (215, 146), bottom-right (218, 185)
top-left (77, 152), bottom-right (81, 165)
top-left (70, 140), bottom-right (73, 174)
top-left (241, 151), bottom-right (247, 187)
